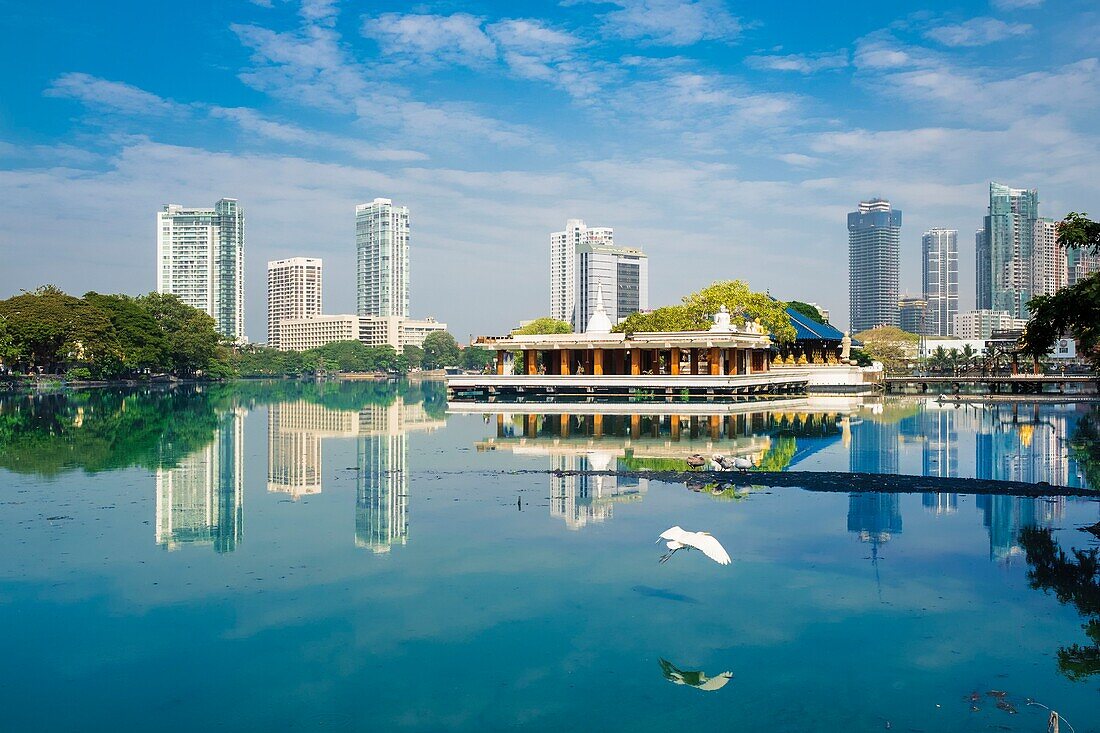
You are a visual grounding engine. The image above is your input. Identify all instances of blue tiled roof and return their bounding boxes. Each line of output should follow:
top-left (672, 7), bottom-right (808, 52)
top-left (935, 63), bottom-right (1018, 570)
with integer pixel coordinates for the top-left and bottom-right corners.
top-left (785, 307), bottom-right (845, 341)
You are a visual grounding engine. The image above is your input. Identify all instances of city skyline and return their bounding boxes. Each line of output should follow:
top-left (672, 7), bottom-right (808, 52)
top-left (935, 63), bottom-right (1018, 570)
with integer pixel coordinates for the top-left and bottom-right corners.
top-left (4, 1), bottom-right (1100, 339)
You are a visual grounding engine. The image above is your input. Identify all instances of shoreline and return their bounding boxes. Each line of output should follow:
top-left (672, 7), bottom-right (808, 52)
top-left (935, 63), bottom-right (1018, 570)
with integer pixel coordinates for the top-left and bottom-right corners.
top-left (518, 468), bottom-right (1100, 498)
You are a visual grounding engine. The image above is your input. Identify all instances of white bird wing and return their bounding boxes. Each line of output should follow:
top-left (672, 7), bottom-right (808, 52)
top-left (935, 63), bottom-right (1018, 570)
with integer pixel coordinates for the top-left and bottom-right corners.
top-left (659, 526), bottom-right (686, 542)
top-left (690, 532), bottom-right (732, 565)
top-left (696, 672), bottom-right (733, 691)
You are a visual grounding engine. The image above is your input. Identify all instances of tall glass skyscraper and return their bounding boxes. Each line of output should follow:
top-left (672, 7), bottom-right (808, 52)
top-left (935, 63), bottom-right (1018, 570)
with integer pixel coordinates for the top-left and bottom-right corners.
top-left (975, 228), bottom-right (990, 309)
top-left (356, 198), bottom-right (409, 318)
top-left (848, 198), bottom-right (901, 333)
top-left (980, 182), bottom-right (1039, 318)
top-left (156, 198), bottom-right (245, 340)
top-left (921, 228), bottom-right (958, 336)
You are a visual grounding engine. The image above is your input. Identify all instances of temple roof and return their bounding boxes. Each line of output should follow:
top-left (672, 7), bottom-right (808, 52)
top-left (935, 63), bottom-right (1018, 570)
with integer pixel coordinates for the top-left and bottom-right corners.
top-left (785, 307), bottom-right (845, 342)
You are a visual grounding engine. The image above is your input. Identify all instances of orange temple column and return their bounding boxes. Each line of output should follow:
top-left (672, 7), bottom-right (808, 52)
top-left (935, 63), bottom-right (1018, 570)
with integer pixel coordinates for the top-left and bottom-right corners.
top-left (560, 349), bottom-right (571, 375)
top-left (496, 350), bottom-right (506, 375)
top-left (525, 350), bottom-right (537, 375)
top-left (631, 349), bottom-right (642, 375)
top-left (593, 348), bottom-right (604, 375)
top-left (670, 347), bottom-right (680, 375)
top-left (709, 347), bottom-right (721, 375)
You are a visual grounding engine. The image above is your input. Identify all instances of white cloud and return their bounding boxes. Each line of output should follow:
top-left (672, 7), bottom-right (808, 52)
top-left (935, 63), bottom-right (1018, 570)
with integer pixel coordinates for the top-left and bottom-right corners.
top-left (745, 51), bottom-right (849, 74)
top-left (991, 0), bottom-right (1043, 10)
top-left (925, 17), bottom-right (1031, 47)
top-left (362, 13), bottom-right (497, 67)
top-left (208, 107), bottom-right (428, 161)
top-left (44, 73), bottom-right (186, 116)
top-left (589, 0), bottom-right (742, 46)
top-left (232, 8), bottom-right (545, 150)
top-left (776, 153), bottom-right (821, 167)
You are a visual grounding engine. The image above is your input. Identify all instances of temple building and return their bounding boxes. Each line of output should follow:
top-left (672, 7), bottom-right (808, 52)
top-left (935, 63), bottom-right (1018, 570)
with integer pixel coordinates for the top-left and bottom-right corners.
top-left (454, 289), bottom-right (806, 399)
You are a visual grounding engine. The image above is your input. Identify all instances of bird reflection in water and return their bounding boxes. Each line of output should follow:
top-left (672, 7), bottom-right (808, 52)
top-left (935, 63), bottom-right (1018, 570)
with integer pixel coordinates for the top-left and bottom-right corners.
top-left (658, 659), bottom-right (733, 691)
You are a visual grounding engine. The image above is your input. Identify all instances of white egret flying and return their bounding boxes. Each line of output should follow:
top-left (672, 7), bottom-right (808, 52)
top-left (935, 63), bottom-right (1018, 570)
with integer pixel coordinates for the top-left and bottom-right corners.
top-left (657, 526), bottom-right (732, 565)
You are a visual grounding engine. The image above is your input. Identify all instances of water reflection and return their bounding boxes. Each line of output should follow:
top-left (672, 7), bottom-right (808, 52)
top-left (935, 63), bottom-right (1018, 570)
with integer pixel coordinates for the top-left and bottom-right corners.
top-left (658, 658), bottom-right (733, 691)
top-left (354, 401), bottom-right (446, 552)
top-left (155, 409), bottom-right (244, 552)
top-left (267, 401), bottom-right (360, 498)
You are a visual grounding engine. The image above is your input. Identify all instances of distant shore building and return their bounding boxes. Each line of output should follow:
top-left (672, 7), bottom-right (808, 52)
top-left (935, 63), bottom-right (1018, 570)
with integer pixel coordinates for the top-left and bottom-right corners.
top-left (267, 257), bottom-right (322, 349)
top-left (276, 314), bottom-right (446, 353)
top-left (954, 309), bottom-right (1027, 340)
top-left (980, 182), bottom-right (1039, 318)
top-left (1068, 247), bottom-right (1100, 286)
top-left (921, 228), bottom-right (958, 336)
top-left (975, 228), bottom-right (990, 309)
top-left (356, 198), bottom-right (409, 318)
top-left (550, 219), bottom-right (647, 331)
top-left (848, 198), bottom-right (901, 333)
top-left (156, 199), bottom-right (244, 340)
top-left (575, 241), bottom-right (649, 330)
top-left (1031, 217), bottom-right (1066, 298)
top-left (898, 296), bottom-right (929, 336)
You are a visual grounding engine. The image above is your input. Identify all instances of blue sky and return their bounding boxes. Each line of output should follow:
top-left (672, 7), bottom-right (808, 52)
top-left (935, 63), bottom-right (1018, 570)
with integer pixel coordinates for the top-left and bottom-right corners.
top-left (2, 0), bottom-right (1099, 339)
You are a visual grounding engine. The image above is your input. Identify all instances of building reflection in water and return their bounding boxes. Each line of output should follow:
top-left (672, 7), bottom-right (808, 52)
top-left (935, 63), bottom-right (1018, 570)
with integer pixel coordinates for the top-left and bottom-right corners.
top-left (355, 400), bottom-right (446, 552)
top-left (155, 409), bottom-right (245, 552)
top-left (264, 396), bottom-right (445, 552)
top-left (549, 452), bottom-right (648, 530)
top-left (267, 401), bottom-right (359, 499)
top-left (475, 406), bottom-right (851, 529)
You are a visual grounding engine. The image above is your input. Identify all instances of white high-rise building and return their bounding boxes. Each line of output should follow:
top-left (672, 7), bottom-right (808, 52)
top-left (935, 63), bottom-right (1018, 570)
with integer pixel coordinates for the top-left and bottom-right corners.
top-left (267, 257), bottom-right (322, 349)
top-left (1032, 218), bottom-right (1067, 298)
top-left (955, 309), bottom-right (1027, 340)
top-left (156, 199), bottom-right (245, 340)
top-left (550, 219), bottom-right (614, 328)
top-left (921, 228), bottom-right (958, 336)
top-left (575, 242), bottom-right (649, 330)
top-left (356, 198), bottom-right (409, 318)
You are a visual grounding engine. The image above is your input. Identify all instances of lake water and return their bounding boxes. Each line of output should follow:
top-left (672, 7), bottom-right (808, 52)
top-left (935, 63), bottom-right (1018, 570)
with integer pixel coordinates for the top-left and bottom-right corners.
top-left (1, 381), bottom-right (1098, 732)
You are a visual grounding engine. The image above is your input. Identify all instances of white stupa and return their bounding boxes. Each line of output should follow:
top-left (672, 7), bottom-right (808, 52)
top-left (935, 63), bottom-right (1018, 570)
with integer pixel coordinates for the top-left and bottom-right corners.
top-left (585, 283), bottom-right (614, 334)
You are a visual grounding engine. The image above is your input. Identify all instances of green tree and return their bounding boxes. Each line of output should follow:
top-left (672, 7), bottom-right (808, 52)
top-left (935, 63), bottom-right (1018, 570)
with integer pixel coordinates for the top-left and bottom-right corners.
top-left (614, 305), bottom-right (709, 333)
top-left (0, 316), bottom-right (19, 370)
top-left (461, 346), bottom-right (494, 371)
top-left (365, 345), bottom-right (402, 372)
top-left (1024, 212), bottom-right (1100, 367)
top-left (787, 300), bottom-right (826, 324)
top-left (422, 331), bottom-right (462, 369)
top-left (0, 286), bottom-right (119, 374)
top-left (135, 292), bottom-right (229, 377)
top-left (513, 318), bottom-right (573, 335)
top-left (682, 281), bottom-right (797, 343)
top-left (853, 326), bottom-right (920, 372)
top-left (83, 292), bottom-right (169, 376)
top-left (403, 344), bottom-right (424, 370)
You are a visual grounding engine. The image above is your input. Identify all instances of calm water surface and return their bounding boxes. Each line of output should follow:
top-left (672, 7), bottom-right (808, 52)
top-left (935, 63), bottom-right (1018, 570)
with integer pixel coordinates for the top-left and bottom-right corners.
top-left (1, 381), bottom-right (1098, 732)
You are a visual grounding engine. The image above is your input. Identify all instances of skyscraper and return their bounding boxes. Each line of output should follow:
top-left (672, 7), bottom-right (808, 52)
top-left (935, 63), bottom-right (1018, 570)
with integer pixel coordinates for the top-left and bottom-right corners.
top-left (975, 229), bottom-right (991, 309)
top-left (356, 198), bottom-right (409, 318)
top-left (1032, 218), bottom-right (1067, 298)
top-left (550, 219), bottom-right (614, 328)
top-left (575, 242), bottom-right (649, 330)
top-left (156, 199), bottom-right (244, 340)
top-left (848, 198), bottom-right (901, 333)
top-left (980, 182), bottom-right (1039, 319)
top-left (267, 257), bottom-right (322, 349)
top-left (921, 228), bottom-right (958, 336)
